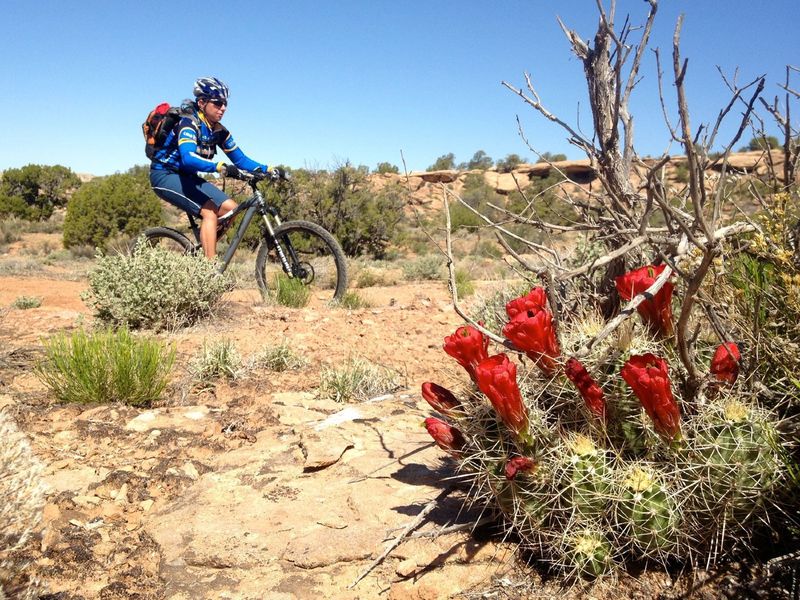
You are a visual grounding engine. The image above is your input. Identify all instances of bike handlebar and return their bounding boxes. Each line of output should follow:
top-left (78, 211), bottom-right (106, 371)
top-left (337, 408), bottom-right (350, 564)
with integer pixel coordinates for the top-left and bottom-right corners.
top-left (222, 165), bottom-right (289, 184)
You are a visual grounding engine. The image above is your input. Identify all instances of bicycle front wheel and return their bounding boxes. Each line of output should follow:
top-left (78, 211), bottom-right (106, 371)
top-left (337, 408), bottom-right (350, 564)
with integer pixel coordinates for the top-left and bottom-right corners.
top-left (255, 220), bottom-right (348, 306)
top-left (132, 227), bottom-right (195, 255)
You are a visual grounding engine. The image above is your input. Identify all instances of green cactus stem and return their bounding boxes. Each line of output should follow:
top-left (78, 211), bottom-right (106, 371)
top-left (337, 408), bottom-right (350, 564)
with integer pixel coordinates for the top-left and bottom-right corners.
top-left (616, 465), bottom-right (679, 558)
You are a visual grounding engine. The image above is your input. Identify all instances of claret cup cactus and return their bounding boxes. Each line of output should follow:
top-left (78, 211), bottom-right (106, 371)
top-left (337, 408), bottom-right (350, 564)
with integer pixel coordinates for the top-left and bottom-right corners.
top-left (421, 281), bottom-right (787, 579)
top-left (418, 0), bottom-right (800, 582)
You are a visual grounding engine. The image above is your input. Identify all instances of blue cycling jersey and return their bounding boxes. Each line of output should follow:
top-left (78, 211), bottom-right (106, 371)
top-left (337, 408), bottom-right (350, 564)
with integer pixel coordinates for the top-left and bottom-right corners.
top-left (150, 106), bottom-right (267, 175)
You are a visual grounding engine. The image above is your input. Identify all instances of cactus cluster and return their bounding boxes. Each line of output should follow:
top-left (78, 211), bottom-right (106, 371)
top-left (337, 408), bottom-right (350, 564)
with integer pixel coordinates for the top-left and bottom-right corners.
top-left (422, 271), bottom-right (787, 579)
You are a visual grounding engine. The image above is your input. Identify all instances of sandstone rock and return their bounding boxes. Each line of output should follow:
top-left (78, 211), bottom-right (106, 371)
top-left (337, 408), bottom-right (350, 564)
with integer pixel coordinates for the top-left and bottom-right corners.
top-left (125, 405), bottom-right (212, 434)
top-left (283, 523), bottom-right (378, 568)
top-left (300, 429), bottom-right (354, 471)
top-left (411, 170), bottom-right (459, 184)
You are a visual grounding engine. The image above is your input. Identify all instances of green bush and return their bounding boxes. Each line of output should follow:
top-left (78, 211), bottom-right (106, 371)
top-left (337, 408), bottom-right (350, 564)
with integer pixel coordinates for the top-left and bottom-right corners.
top-left (0, 219), bottom-right (23, 247)
top-left (461, 150), bottom-right (494, 170)
top-left (536, 151), bottom-right (568, 163)
top-left (272, 272), bottom-right (310, 307)
top-left (455, 268), bottom-right (475, 297)
top-left (496, 153), bottom-right (527, 173)
top-left (83, 244), bottom-right (231, 330)
top-left (35, 327), bottom-right (175, 407)
top-left (12, 296), bottom-right (42, 310)
top-left (335, 290), bottom-right (372, 309)
top-left (376, 162), bottom-right (399, 174)
top-left (262, 164), bottom-right (404, 259)
top-left (63, 167), bottom-right (162, 250)
top-left (427, 153), bottom-right (456, 171)
top-left (0, 164), bottom-right (81, 220)
top-left (743, 135), bottom-right (780, 151)
top-left (189, 339), bottom-right (242, 381)
top-left (248, 342), bottom-right (307, 372)
top-left (402, 254), bottom-right (445, 281)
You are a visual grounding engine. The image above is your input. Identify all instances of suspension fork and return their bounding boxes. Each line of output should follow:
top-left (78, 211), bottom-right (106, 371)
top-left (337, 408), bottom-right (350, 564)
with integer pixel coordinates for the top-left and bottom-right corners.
top-left (259, 203), bottom-right (298, 276)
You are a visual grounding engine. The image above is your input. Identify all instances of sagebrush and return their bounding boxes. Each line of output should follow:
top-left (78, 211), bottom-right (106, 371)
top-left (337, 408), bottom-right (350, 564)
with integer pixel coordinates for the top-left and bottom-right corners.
top-left (83, 243), bottom-right (231, 330)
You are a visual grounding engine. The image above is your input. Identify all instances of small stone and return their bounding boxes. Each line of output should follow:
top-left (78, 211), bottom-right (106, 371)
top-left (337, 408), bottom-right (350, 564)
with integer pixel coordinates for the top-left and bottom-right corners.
top-left (42, 503), bottom-right (61, 523)
top-left (73, 495), bottom-right (102, 507)
top-left (102, 503), bottom-right (124, 519)
top-left (114, 483), bottom-right (129, 505)
top-left (395, 558), bottom-right (418, 578)
top-left (140, 499), bottom-right (154, 513)
top-left (182, 462), bottom-right (200, 480)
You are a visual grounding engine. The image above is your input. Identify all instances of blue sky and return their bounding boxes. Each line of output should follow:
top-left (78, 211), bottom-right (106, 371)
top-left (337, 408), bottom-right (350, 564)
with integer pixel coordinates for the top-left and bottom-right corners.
top-left (4, 0), bottom-right (799, 176)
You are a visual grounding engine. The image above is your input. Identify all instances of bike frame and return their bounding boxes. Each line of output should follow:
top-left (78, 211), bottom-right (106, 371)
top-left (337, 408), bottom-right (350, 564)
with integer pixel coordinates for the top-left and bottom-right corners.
top-left (184, 181), bottom-right (296, 275)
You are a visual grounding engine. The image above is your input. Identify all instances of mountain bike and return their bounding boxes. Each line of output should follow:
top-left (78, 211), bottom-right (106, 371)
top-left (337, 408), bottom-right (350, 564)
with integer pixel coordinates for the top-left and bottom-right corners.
top-left (134, 170), bottom-right (348, 304)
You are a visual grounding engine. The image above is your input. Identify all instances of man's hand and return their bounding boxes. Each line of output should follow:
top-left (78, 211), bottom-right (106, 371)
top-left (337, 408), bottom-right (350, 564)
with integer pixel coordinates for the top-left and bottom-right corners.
top-left (223, 164), bottom-right (241, 178)
top-left (269, 167), bottom-right (287, 181)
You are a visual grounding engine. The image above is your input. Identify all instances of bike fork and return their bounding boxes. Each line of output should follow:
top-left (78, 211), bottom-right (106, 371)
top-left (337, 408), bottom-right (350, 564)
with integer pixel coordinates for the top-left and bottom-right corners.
top-left (261, 216), bottom-right (295, 276)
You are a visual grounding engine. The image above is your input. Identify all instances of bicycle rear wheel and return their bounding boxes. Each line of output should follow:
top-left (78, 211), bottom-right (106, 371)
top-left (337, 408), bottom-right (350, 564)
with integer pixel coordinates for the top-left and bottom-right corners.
top-left (132, 227), bottom-right (196, 255)
top-left (255, 220), bottom-right (348, 306)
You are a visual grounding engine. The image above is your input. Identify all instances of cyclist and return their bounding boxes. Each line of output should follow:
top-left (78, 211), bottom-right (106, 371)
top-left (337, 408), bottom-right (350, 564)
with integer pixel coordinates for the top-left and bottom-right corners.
top-left (149, 76), bottom-right (274, 259)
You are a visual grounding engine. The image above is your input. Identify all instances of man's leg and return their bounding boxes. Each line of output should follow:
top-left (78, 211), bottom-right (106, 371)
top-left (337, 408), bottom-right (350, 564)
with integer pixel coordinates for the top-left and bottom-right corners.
top-left (199, 198), bottom-right (238, 259)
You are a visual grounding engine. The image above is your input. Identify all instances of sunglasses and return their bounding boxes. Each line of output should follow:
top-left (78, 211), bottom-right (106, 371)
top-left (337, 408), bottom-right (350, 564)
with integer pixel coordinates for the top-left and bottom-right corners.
top-left (208, 99), bottom-right (227, 108)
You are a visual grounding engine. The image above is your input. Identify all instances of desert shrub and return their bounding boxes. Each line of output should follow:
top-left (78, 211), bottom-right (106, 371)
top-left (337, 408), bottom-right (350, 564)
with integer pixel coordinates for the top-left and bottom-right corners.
top-left (319, 357), bottom-right (401, 403)
top-left (35, 327), bottom-right (175, 407)
top-left (12, 296), bottom-right (41, 310)
top-left (725, 192), bottom-right (800, 404)
top-left (0, 219), bottom-right (22, 247)
top-left (472, 239), bottom-right (503, 258)
top-left (354, 268), bottom-right (383, 288)
top-left (272, 273), bottom-right (311, 307)
top-left (536, 152), bottom-right (568, 163)
top-left (427, 153), bottom-right (457, 171)
top-left (335, 290), bottom-right (372, 309)
top-left (496, 153), bottom-right (527, 173)
top-left (0, 412), bottom-right (45, 600)
top-left (0, 164), bottom-right (81, 221)
top-left (375, 162), bottom-right (399, 174)
top-left (402, 254), bottom-right (445, 281)
top-left (461, 150), bottom-right (494, 170)
top-left (448, 200), bottom-right (484, 231)
top-left (673, 163), bottom-right (690, 184)
top-left (83, 244), bottom-right (231, 330)
top-left (63, 167), bottom-right (162, 250)
top-left (455, 268), bottom-right (475, 297)
top-left (743, 135), bottom-right (781, 151)
top-left (257, 164), bottom-right (404, 259)
top-left (248, 343), bottom-right (307, 372)
top-left (68, 244), bottom-right (97, 259)
top-left (189, 339), bottom-right (242, 381)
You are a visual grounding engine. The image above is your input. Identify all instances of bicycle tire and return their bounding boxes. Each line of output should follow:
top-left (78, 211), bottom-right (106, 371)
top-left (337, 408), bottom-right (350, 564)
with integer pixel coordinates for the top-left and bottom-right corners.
top-left (132, 227), bottom-right (195, 255)
top-left (255, 220), bottom-right (348, 304)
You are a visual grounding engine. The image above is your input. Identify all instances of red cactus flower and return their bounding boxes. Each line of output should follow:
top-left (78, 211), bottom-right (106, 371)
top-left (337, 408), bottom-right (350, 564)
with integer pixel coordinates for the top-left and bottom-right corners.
top-left (424, 417), bottom-right (466, 456)
top-left (505, 456), bottom-right (537, 480)
top-left (615, 264), bottom-right (675, 338)
top-left (565, 358), bottom-right (606, 420)
top-left (444, 325), bottom-right (489, 381)
top-left (421, 382), bottom-right (461, 414)
top-left (505, 287), bottom-right (548, 321)
top-left (710, 342), bottom-right (741, 384)
top-left (621, 353), bottom-right (681, 440)
top-left (502, 309), bottom-right (560, 375)
top-left (475, 354), bottom-right (529, 438)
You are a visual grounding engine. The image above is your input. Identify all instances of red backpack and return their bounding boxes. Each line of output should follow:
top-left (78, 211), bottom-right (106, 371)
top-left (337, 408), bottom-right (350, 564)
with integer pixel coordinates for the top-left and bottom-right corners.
top-left (142, 103), bottom-right (188, 159)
